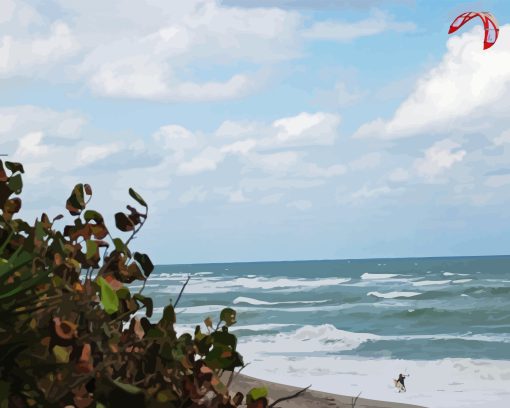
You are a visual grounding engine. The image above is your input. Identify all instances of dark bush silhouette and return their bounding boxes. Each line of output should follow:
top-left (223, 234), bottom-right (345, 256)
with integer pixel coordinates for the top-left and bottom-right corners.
top-left (0, 160), bottom-right (271, 408)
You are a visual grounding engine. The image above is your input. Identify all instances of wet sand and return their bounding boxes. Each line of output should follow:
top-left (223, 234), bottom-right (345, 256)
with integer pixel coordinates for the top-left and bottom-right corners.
top-left (229, 374), bottom-right (425, 408)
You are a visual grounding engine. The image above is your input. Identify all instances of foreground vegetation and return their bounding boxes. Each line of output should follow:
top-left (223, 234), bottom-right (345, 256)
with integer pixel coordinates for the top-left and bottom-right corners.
top-left (0, 160), bottom-right (276, 408)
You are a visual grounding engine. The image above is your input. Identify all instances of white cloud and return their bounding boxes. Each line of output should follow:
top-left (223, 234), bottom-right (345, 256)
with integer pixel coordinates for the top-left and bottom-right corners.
top-left (485, 174), bottom-right (510, 188)
top-left (349, 152), bottom-right (381, 171)
top-left (0, 21), bottom-right (78, 76)
top-left (16, 131), bottom-right (48, 157)
top-left (77, 143), bottom-right (122, 166)
top-left (493, 129), bottom-right (510, 146)
top-left (153, 125), bottom-right (199, 153)
top-left (66, 0), bottom-right (301, 101)
top-left (303, 10), bottom-right (415, 41)
top-left (313, 80), bottom-right (365, 108)
top-left (177, 147), bottom-right (225, 175)
top-left (388, 167), bottom-right (410, 182)
top-left (179, 186), bottom-right (207, 204)
top-left (215, 120), bottom-right (258, 139)
top-left (354, 24), bottom-right (510, 139)
top-left (287, 199), bottom-right (312, 210)
top-left (228, 189), bottom-right (249, 203)
top-left (0, 106), bottom-right (86, 140)
top-left (220, 139), bottom-right (257, 155)
top-left (414, 139), bottom-right (466, 181)
top-left (348, 185), bottom-right (401, 203)
top-left (270, 112), bottom-right (340, 147)
top-left (259, 193), bottom-right (284, 205)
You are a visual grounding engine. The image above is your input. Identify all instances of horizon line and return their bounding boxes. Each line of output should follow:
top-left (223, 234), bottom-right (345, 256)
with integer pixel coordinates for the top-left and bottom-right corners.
top-left (155, 253), bottom-right (510, 267)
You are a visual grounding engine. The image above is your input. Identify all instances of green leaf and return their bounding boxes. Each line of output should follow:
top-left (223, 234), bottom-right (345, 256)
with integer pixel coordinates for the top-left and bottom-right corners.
top-left (156, 390), bottom-right (177, 403)
top-left (128, 187), bottom-right (147, 207)
top-left (204, 347), bottom-right (243, 370)
top-left (114, 212), bottom-right (134, 232)
top-left (220, 307), bottom-right (237, 326)
top-left (52, 345), bottom-right (71, 363)
top-left (134, 293), bottom-right (153, 318)
top-left (85, 240), bottom-right (98, 260)
top-left (212, 329), bottom-right (237, 350)
top-left (97, 276), bottom-right (119, 314)
top-left (134, 252), bottom-right (154, 277)
top-left (113, 238), bottom-right (130, 256)
top-left (112, 380), bottom-right (143, 395)
top-left (158, 304), bottom-right (176, 331)
top-left (5, 161), bottom-right (24, 174)
top-left (84, 210), bottom-right (104, 224)
top-left (7, 174), bottom-right (22, 194)
top-left (247, 387), bottom-right (268, 403)
top-left (3, 198), bottom-right (21, 214)
top-left (66, 184), bottom-right (86, 216)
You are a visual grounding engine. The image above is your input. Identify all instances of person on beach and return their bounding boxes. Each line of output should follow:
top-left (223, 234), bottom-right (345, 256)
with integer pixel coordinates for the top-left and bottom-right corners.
top-left (396, 373), bottom-right (408, 392)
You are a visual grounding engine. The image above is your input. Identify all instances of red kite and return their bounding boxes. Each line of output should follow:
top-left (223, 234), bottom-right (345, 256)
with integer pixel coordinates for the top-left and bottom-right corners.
top-left (448, 12), bottom-right (499, 50)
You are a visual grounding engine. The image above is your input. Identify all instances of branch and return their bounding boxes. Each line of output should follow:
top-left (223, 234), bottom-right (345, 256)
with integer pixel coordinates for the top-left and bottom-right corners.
top-left (351, 392), bottom-right (361, 408)
top-left (268, 384), bottom-right (311, 408)
top-left (173, 274), bottom-right (191, 308)
top-left (227, 362), bottom-right (250, 388)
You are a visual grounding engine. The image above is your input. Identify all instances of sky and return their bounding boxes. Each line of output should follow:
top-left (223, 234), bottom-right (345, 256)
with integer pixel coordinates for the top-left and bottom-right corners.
top-left (1, 0), bottom-right (510, 264)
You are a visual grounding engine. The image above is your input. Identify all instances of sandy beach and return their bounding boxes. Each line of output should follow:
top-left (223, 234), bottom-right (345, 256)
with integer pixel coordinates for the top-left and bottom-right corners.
top-left (229, 374), bottom-right (425, 408)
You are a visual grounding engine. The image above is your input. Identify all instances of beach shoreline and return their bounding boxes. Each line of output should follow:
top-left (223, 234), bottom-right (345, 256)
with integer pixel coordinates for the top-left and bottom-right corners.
top-left (229, 373), bottom-right (425, 408)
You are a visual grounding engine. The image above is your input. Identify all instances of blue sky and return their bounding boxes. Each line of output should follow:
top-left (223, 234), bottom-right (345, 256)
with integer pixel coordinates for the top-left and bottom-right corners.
top-left (1, 0), bottom-right (510, 264)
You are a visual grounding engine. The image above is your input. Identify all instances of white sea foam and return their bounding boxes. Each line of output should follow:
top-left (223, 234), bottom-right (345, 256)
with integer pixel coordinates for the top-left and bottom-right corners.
top-left (443, 272), bottom-right (470, 277)
top-left (233, 296), bottom-right (329, 306)
top-left (452, 279), bottom-right (473, 284)
top-left (158, 276), bottom-right (351, 294)
top-left (367, 291), bottom-right (421, 299)
top-left (239, 324), bottom-right (378, 354)
top-left (173, 323), bottom-right (296, 334)
top-left (238, 325), bottom-right (510, 357)
top-left (239, 355), bottom-right (510, 408)
top-left (412, 279), bottom-right (451, 286)
top-left (361, 273), bottom-right (400, 280)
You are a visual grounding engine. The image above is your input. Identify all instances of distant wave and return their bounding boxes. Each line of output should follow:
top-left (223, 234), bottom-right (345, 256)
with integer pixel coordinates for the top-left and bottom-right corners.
top-left (361, 273), bottom-right (400, 280)
top-left (452, 279), bottom-right (472, 284)
top-left (443, 272), bottom-right (470, 277)
top-left (158, 276), bottom-right (351, 294)
top-left (233, 296), bottom-right (330, 306)
top-left (238, 324), bottom-right (510, 357)
top-left (412, 280), bottom-right (451, 286)
top-left (367, 291), bottom-right (421, 299)
top-left (239, 324), bottom-right (378, 354)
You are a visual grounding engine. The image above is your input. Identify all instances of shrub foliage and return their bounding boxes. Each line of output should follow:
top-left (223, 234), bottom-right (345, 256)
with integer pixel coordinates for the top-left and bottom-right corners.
top-left (0, 160), bottom-right (267, 408)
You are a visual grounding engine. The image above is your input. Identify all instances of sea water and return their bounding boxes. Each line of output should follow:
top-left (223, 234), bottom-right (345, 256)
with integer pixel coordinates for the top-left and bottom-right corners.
top-left (136, 256), bottom-right (510, 408)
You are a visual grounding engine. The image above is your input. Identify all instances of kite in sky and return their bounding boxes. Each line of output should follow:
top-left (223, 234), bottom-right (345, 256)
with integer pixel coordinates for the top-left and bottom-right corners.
top-left (448, 11), bottom-right (499, 50)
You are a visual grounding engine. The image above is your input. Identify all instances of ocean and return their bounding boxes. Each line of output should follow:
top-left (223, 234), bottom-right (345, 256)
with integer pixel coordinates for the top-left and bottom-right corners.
top-left (134, 256), bottom-right (510, 408)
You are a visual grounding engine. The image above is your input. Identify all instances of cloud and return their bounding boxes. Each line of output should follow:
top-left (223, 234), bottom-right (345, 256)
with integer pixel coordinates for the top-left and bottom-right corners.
top-left (63, 0), bottom-right (302, 101)
top-left (0, 105), bottom-right (86, 141)
top-left (0, 21), bottom-right (78, 77)
top-left (303, 10), bottom-right (415, 41)
top-left (287, 199), bottom-right (312, 210)
top-left (222, 0), bottom-right (411, 10)
top-left (269, 112), bottom-right (340, 147)
top-left (414, 139), bottom-right (466, 181)
top-left (177, 147), bottom-right (225, 175)
top-left (354, 24), bottom-right (510, 139)
top-left (179, 186), bottom-right (207, 204)
top-left (312, 81), bottom-right (366, 108)
top-left (77, 143), bottom-right (122, 166)
top-left (345, 185), bottom-right (403, 204)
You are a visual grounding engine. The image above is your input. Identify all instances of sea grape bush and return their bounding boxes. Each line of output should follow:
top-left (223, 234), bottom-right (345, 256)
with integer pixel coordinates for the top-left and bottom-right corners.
top-left (0, 160), bottom-right (269, 408)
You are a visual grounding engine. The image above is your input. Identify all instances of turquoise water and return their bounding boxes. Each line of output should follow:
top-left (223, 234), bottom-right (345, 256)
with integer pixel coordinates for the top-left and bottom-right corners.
top-left (142, 255), bottom-right (510, 361)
